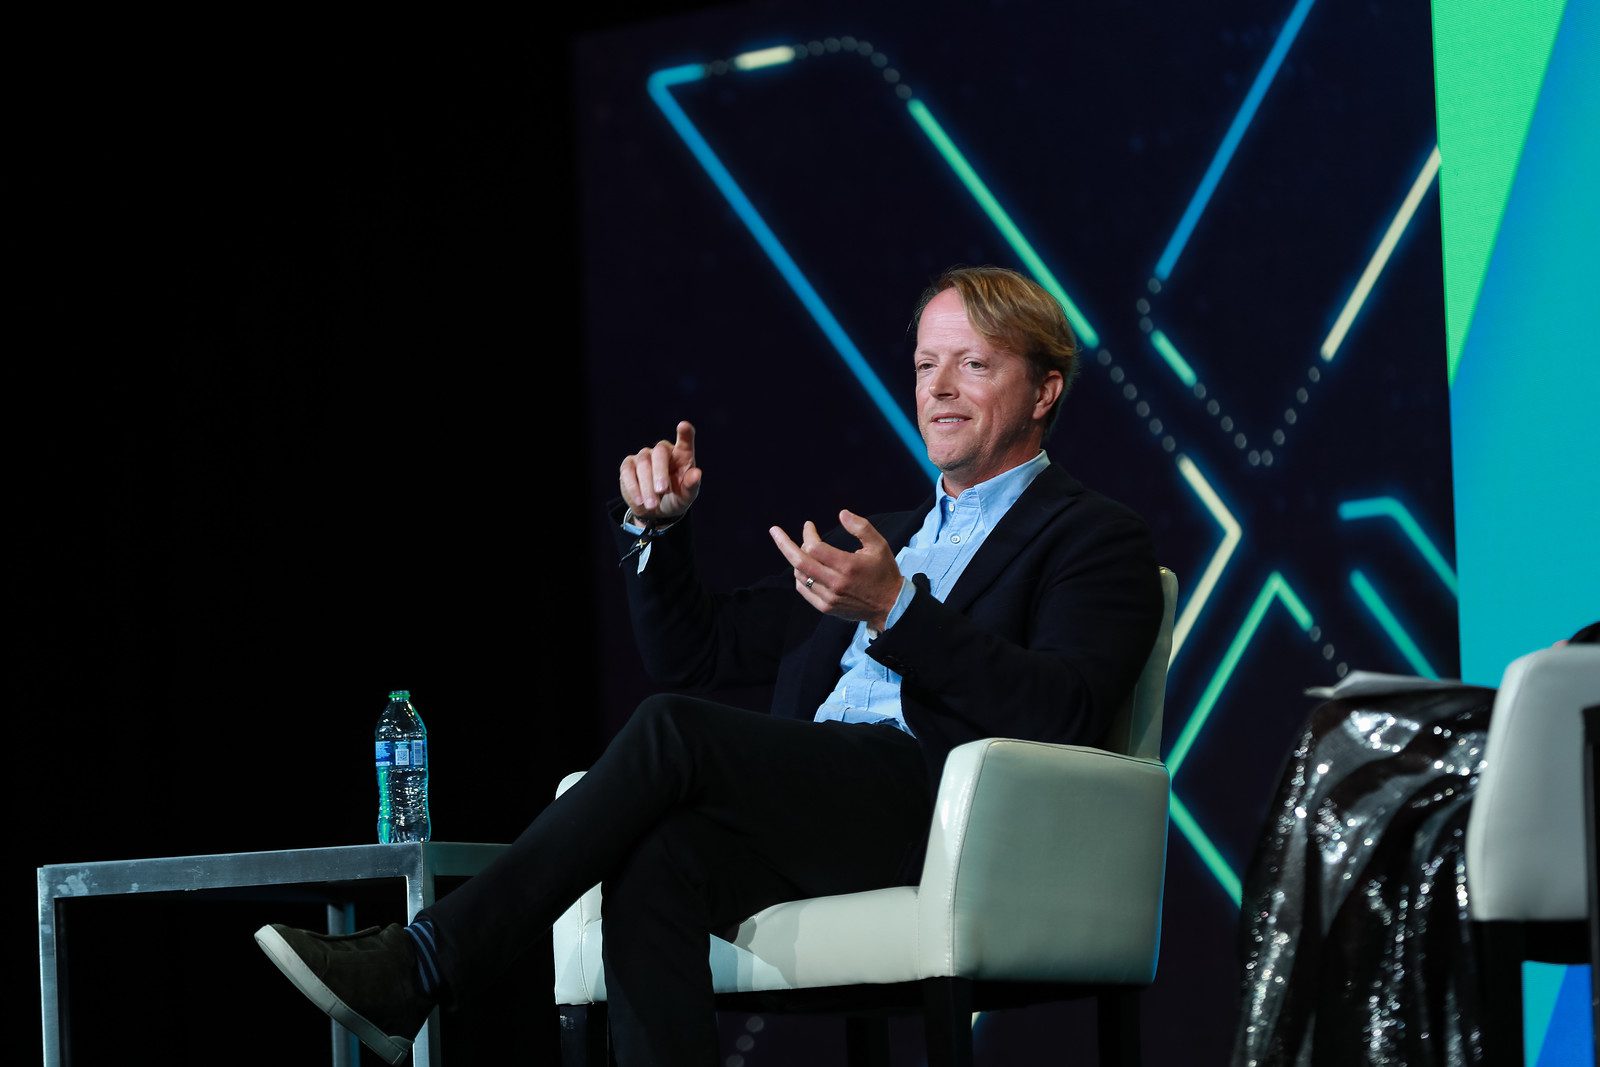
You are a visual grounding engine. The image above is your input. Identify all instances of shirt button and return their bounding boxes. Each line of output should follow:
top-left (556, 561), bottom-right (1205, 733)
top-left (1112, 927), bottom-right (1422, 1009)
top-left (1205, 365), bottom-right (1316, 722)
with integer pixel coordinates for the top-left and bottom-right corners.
top-left (950, 535), bottom-right (961, 543)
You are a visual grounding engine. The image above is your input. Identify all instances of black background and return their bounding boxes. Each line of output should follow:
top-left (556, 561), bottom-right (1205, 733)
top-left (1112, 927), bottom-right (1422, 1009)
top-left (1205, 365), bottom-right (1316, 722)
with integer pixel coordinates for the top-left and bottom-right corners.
top-left (10, 14), bottom-right (697, 1065)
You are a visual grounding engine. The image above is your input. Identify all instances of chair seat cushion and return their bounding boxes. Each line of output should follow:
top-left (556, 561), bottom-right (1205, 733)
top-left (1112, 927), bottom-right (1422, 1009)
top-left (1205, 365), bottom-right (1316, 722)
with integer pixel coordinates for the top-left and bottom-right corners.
top-left (556, 886), bottom-right (921, 1004)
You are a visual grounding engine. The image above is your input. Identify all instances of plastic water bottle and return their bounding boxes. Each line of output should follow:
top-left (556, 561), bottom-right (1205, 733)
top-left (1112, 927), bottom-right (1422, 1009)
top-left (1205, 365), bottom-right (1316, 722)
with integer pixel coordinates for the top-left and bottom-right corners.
top-left (375, 689), bottom-right (430, 843)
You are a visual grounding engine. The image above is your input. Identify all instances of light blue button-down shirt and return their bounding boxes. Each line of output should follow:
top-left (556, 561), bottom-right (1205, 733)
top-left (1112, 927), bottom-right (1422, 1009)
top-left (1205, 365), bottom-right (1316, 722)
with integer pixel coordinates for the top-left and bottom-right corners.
top-left (812, 451), bottom-right (1051, 735)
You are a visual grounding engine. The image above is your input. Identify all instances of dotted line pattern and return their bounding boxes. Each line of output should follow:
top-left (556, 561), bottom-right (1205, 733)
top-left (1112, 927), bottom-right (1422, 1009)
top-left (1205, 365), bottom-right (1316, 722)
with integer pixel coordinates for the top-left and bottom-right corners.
top-left (703, 36), bottom-right (914, 99)
top-left (725, 1014), bottom-right (766, 1067)
top-left (1140, 284), bottom-right (1331, 467)
top-left (1094, 348), bottom-right (1179, 455)
top-left (1308, 624), bottom-right (1349, 679)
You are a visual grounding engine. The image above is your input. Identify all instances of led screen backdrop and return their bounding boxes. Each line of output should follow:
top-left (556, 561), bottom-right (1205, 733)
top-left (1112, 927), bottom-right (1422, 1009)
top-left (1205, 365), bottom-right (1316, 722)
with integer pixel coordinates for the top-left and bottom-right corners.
top-left (576, 1), bottom-right (1452, 1061)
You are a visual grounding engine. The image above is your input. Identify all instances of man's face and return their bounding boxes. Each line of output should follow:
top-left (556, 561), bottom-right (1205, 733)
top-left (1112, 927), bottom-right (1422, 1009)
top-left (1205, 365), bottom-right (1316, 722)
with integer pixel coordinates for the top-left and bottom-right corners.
top-left (915, 287), bottom-right (1061, 496)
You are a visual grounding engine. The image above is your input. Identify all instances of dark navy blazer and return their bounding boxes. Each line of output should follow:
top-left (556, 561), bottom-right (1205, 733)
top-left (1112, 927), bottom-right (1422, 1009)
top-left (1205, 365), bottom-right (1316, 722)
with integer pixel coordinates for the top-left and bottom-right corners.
top-left (613, 461), bottom-right (1163, 792)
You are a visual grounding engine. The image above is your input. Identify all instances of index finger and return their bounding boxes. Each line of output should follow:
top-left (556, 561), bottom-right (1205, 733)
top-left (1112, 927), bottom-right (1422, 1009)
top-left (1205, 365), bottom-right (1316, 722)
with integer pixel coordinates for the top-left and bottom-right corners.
top-left (768, 524), bottom-right (811, 570)
top-left (839, 509), bottom-right (890, 550)
top-left (768, 525), bottom-right (842, 584)
top-left (675, 421), bottom-right (696, 456)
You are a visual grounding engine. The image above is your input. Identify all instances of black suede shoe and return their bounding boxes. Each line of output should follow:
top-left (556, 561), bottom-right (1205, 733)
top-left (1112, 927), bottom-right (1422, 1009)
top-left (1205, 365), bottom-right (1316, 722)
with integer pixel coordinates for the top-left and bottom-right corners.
top-left (255, 923), bottom-right (434, 1064)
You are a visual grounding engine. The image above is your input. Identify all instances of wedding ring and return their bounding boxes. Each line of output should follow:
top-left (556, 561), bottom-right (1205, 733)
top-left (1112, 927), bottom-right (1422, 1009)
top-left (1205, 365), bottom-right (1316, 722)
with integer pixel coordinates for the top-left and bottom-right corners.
top-left (804, 576), bottom-right (815, 588)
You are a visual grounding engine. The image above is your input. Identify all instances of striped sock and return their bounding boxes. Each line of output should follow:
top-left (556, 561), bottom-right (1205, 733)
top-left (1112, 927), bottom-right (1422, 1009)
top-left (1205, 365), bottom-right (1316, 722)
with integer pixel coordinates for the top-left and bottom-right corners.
top-left (404, 918), bottom-right (442, 999)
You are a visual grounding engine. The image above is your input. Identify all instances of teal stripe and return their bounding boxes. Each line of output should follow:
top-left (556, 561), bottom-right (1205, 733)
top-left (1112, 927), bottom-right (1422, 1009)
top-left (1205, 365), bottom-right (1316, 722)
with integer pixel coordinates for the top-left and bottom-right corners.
top-left (1171, 793), bottom-right (1243, 906)
top-left (1151, 329), bottom-right (1199, 387)
top-left (1155, 0), bottom-right (1320, 279)
top-left (1337, 497), bottom-right (1459, 596)
top-left (1349, 570), bottom-right (1438, 677)
top-left (1167, 572), bottom-right (1313, 777)
top-left (906, 99), bottom-right (1099, 348)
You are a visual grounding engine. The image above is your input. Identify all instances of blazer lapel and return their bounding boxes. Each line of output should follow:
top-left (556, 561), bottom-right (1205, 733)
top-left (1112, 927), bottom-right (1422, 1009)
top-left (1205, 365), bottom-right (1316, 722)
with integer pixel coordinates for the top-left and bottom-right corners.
top-left (879, 499), bottom-right (932, 553)
top-left (940, 463), bottom-right (1082, 616)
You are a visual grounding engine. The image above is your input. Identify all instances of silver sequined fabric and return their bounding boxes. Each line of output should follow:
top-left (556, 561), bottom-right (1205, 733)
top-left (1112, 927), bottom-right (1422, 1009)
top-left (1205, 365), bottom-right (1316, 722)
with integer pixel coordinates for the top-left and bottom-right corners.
top-left (1231, 686), bottom-right (1496, 1066)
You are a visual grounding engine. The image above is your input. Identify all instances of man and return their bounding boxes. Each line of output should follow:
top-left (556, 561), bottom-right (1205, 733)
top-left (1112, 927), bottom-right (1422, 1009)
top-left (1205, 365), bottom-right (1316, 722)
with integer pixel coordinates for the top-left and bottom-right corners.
top-left (255, 266), bottom-right (1162, 1065)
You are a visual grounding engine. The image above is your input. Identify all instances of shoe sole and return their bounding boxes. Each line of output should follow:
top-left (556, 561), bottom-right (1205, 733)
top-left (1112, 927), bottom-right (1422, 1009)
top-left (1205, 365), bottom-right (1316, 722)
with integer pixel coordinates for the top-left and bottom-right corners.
top-left (254, 924), bottom-right (414, 1065)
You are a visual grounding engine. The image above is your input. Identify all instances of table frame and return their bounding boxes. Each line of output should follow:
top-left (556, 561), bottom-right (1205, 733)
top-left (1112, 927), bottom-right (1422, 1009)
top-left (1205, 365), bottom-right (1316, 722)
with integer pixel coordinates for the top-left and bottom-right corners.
top-left (38, 841), bottom-right (507, 1066)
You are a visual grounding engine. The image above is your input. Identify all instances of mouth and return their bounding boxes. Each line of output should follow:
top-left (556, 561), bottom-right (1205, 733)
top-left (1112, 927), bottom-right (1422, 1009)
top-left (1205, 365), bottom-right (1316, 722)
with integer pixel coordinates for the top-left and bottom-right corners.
top-left (929, 415), bottom-right (970, 426)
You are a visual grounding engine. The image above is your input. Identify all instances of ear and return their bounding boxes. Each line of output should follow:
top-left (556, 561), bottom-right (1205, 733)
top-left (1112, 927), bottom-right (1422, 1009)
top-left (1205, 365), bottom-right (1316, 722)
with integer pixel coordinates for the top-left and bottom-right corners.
top-left (1033, 369), bottom-right (1064, 422)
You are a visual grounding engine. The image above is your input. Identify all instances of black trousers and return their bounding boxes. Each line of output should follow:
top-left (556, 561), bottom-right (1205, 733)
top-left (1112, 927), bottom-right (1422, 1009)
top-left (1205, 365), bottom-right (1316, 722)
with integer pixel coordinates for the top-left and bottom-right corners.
top-left (421, 693), bottom-right (932, 1066)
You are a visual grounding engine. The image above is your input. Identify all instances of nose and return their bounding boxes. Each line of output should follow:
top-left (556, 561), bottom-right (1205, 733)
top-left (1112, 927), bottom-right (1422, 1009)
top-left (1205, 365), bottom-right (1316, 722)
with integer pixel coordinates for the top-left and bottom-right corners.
top-left (927, 361), bottom-right (958, 398)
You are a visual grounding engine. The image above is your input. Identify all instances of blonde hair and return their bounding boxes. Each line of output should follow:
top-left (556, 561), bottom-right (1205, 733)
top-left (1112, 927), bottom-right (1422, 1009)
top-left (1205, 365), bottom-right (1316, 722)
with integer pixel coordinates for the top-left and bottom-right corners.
top-left (913, 265), bottom-right (1080, 434)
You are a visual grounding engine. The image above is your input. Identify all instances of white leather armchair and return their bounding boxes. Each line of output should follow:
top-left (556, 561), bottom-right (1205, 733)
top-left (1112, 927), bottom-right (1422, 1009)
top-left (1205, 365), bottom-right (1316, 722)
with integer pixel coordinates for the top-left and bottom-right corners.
top-left (555, 569), bottom-right (1178, 1067)
top-left (1465, 643), bottom-right (1600, 1064)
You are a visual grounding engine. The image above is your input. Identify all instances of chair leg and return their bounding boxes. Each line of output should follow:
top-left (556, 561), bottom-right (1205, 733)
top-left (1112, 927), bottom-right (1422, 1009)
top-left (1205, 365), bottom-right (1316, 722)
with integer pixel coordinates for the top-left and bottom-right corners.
top-left (1475, 921), bottom-right (1527, 1066)
top-left (1096, 989), bottom-right (1140, 1067)
top-left (845, 1015), bottom-right (890, 1067)
top-left (1582, 703), bottom-right (1600, 1067)
top-left (558, 1003), bottom-right (610, 1067)
top-left (922, 977), bottom-right (975, 1067)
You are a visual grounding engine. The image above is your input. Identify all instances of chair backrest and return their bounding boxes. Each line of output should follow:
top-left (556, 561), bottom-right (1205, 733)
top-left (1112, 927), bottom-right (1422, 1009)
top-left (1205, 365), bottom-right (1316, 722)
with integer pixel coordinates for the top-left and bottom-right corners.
top-left (1466, 643), bottom-right (1600, 922)
top-left (1102, 568), bottom-right (1178, 760)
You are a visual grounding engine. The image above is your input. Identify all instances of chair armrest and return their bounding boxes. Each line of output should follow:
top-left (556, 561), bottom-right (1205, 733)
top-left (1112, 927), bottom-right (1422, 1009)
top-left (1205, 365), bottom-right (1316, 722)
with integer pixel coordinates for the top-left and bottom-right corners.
top-left (916, 738), bottom-right (1170, 984)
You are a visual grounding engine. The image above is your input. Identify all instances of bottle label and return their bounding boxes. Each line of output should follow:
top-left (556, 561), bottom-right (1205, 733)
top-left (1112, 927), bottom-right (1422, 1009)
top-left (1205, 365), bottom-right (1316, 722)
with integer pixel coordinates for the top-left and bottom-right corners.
top-left (375, 740), bottom-right (426, 769)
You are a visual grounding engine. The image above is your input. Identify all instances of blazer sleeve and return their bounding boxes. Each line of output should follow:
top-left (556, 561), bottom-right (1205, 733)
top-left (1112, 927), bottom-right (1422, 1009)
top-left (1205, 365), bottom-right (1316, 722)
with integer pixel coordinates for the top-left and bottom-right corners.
top-left (864, 503), bottom-right (1161, 748)
top-left (611, 501), bottom-right (797, 692)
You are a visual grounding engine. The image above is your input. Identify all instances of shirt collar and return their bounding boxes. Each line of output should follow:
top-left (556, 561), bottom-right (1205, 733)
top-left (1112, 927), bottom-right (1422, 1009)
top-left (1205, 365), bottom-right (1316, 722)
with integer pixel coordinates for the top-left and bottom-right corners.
top-left (934, 450), bottom-right (1051, 525)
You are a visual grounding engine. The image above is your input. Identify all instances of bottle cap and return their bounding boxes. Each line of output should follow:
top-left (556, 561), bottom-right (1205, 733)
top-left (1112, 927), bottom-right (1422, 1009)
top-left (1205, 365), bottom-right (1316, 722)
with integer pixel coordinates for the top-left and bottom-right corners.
top-left (389, 689), bottom-right (411, 701)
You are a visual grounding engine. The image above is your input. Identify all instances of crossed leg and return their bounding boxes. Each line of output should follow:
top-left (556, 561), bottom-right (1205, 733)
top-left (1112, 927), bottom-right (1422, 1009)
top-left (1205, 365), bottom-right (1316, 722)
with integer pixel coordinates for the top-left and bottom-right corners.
top-left (420, 694), bottom-right (932, 1064)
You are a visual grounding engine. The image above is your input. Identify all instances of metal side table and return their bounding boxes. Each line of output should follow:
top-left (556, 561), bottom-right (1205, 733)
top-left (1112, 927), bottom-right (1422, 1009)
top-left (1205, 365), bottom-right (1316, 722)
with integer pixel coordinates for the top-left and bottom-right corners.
top-left (38, 841), bottom-right (507, 1066)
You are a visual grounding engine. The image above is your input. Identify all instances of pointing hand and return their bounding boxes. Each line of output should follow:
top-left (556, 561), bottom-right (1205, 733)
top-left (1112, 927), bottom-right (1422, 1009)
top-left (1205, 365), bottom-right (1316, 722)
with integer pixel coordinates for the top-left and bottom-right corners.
top-left (620, 421), bottom-right (702, 522)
